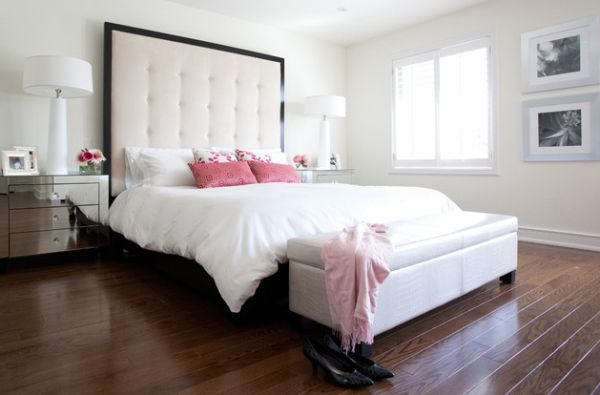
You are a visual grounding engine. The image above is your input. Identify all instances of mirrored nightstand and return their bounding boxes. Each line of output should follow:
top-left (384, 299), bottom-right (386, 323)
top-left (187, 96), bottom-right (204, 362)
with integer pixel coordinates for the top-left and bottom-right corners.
top-left (0, 174), bottom-right (109, 269)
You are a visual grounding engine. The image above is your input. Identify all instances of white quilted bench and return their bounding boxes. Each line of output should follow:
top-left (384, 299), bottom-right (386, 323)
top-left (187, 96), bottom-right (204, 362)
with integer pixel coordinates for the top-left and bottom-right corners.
top-left (288, 211), bottom-right (518, 337)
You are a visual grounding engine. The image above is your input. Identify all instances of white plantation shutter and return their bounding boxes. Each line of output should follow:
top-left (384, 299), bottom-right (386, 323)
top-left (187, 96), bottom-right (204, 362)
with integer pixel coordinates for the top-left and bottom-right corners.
top-left (393, 53), bottom-right (436, 161)
top-left (392, 37), bottom-right (495, 171)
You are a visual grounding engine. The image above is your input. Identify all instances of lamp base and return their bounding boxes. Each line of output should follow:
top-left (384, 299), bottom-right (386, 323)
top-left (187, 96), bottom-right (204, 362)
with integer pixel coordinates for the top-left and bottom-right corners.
top-left (46, 97), bottom-right (68, 175)
top-left (317, 117), bottom-right (331, 169)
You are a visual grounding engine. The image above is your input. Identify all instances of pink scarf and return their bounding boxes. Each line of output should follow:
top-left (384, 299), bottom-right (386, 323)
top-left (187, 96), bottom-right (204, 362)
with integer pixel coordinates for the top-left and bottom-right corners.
top-left (321, 223), bottom-right (393, 351)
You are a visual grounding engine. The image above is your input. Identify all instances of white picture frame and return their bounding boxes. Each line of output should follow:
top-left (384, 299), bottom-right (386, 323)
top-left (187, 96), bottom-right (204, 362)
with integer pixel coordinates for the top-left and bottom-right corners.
top-left (521, 16), bottom-right (600, 93)
top-left (13, 145), bottom-right (39, 175)
top-left (1, 150), bottom-right (36, 175)
top-left (523, 93), bottom-right (600, 161)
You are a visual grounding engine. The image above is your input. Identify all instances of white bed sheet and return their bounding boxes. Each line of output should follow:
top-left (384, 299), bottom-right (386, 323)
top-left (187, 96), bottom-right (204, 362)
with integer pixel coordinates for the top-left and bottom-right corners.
top-left (109, 183), bottom-right (460, 312)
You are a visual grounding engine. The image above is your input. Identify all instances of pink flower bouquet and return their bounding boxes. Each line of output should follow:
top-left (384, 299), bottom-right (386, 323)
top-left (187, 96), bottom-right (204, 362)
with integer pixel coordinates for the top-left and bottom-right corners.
top-left (77, 148), bottom-right (106, 175)
top-left (77, 148), bottom-right (105, 165)
top-left (292, 154), bottom-right (311, 168)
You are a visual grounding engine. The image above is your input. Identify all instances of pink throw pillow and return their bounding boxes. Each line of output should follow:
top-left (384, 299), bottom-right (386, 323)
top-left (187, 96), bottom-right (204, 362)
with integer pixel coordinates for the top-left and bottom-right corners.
top-left (188, 161), bottom-right (257, 188)
top-left (248, 161), bottom-right (300, 183)
top-left (235, 149), bottom-right (272, 163)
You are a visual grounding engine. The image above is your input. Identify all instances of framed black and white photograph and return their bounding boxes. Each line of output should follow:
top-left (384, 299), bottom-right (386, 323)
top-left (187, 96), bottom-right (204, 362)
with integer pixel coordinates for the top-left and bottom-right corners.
top-left (523, 93), bottom-right (600, 161)
top-left (521, 16), bottom-right (599, 93)
top-left (13, 145), bottom-right (39, 175)
top-left (330, 153), bottom-right (342, 169)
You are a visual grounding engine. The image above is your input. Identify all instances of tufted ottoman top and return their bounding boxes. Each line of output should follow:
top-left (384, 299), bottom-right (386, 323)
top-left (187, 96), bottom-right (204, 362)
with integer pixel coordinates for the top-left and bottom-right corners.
top-left (287, 211), bottom-right (518, 272)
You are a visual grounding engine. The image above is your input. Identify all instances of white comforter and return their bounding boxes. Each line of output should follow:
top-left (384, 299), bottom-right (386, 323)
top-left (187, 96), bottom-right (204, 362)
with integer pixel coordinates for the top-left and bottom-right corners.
top-left (109, 183), bottom-right (460, 312)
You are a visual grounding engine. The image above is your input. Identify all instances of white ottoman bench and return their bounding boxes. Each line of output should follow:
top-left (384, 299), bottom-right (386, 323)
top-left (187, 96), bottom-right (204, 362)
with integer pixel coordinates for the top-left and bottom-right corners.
top-left (288, 211), bottom-right (518, 339)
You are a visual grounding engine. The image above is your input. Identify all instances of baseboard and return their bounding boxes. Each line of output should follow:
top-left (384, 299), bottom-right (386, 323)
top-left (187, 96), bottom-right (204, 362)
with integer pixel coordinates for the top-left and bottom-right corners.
top-left (519, 226), bottom-right (600, 252)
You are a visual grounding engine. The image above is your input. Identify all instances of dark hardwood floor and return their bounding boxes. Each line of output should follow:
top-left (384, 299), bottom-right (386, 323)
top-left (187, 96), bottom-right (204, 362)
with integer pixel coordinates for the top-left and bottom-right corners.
top-left (1, 242), bottom-right (600, 394)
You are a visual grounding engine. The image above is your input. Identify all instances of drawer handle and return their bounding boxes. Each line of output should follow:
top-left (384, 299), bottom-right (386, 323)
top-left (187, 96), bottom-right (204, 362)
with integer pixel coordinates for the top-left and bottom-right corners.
top-left (52, 237), bottom-right (60, 244)
top-left (52, 215), bottom-right (59, 222)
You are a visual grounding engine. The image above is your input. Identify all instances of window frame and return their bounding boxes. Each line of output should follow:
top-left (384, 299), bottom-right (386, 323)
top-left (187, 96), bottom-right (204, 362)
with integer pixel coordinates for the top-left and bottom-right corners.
top-left (389, 33), bottom-right (498, 175)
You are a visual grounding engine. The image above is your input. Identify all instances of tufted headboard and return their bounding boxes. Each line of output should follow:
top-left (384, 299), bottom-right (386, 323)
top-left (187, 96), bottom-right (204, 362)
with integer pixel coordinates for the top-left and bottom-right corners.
top-left (103, 23), bottom-right (285, 196)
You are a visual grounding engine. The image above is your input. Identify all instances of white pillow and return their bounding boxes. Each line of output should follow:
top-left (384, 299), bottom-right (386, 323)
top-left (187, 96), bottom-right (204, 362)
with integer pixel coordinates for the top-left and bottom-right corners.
top-left (124, 147), bottom-right (146, 188)
top-left (211, 147), bottom-right (289, 165)
top-left (125, 147), bottom-right (194, 187)
top-left (268, 151), bottom-right (290, 165)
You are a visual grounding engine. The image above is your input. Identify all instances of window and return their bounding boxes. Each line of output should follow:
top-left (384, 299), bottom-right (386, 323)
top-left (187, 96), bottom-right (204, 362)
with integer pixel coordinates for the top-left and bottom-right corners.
top-left (392, 36), bottom-right (495, 173)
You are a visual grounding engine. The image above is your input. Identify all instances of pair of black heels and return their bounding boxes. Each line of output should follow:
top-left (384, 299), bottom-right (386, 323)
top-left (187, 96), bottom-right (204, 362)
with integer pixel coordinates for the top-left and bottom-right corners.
top-left (303, 334), bottom-right (394, 388)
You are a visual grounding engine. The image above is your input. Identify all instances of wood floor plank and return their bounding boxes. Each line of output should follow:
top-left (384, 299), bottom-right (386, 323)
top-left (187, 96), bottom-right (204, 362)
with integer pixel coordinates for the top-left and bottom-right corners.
top-left (468, 291), bottom-right (600, 394)
top-left (3, 350), bottom-right (133, 395)
top-left (482, 278), bottom-right (600, 365)
top-left (509, 313), bottom-right (600, 394)
top-left (394, 269), bottom-right (587, 376)
top-left (107, 329), bottom-right (302, 394)
top-left (489, 269), bottom-right (584, 321)
top-left (1, 243), bottom-right (599, 395)
top-left (178, 349), bottom-right (307, 395)
top-left (423, 356), bottom-right (501, 395)
top-left (372, 281), bottom-right (518, 356)
top-left (473, 266), bottom-right (600, 349)
top-left (378, 341), bottom-right (490, 395)
top-left (549, 341), bottom-right (600, 395)
top-left (424, 265), bottom-right (600, 395)
top-left (376, 284), bottom-right (537, 369)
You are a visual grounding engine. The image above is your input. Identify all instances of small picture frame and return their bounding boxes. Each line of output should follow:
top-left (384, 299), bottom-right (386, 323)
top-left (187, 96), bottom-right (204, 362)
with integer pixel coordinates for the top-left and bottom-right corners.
top-left (523, 93), bottom-right (600, 161)
top-left (13, 146), bottom-right (39, 175)
top-left (330, 154), bottom-right (338, 169)
top-left (521, 16), bottom-right (600, 93)
top-left (2, 151), bottom-right (32, 175)
top-left (330, 153), bottom-right (342, 169)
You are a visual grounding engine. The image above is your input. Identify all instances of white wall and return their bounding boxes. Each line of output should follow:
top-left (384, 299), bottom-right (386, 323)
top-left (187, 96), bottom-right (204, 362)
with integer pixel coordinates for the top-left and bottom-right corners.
top-left (3, 0), bottom-right (599, 247)
top-left (347, 0), bottom-right (600, 242)
top-left (0, 0), bottom-right (346, 171)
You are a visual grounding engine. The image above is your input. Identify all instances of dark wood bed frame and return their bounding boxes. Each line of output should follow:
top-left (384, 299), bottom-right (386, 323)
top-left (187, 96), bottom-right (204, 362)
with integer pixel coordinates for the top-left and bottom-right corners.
top-left (103, 22), bottom-right (288, 317)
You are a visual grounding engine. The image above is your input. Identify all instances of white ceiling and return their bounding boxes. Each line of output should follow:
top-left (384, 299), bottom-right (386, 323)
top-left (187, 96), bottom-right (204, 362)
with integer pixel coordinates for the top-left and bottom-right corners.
top-left (168, 0), bottom-right (489, 46)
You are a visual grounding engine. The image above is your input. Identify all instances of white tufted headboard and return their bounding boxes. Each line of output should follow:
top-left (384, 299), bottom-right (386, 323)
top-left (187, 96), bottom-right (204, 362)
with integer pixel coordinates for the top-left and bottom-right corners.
top-left (103, 23), bottom-right (284, 196)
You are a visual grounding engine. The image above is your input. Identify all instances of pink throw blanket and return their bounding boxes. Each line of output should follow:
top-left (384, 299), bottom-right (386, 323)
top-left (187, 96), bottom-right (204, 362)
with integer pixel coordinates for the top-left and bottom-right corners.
top-left (321, 223), bottom-right (393, 351)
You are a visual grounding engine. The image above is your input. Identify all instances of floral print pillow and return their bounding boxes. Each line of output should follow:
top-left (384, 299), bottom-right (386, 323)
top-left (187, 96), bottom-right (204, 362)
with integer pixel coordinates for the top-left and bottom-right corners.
top-left (235, 149), bottom-right (273, 163)
top-left (192, 148), bottom-right (237, 164)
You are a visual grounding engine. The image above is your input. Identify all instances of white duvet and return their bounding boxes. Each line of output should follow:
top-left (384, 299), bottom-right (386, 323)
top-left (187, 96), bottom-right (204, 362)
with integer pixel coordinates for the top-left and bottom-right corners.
top-left (109, 183), bottom-right (460, 312)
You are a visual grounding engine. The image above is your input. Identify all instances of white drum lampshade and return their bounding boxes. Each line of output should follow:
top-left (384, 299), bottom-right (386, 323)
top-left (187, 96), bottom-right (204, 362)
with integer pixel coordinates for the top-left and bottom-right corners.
top-left (23, 55), bottom-right (93, 174)
top-left (305, 95), bottom-right (346, 169)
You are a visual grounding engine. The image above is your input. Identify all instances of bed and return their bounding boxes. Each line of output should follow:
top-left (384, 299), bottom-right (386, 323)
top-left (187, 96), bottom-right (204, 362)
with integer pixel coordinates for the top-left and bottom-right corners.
top-left (104, 23), bottom-right (460, 313)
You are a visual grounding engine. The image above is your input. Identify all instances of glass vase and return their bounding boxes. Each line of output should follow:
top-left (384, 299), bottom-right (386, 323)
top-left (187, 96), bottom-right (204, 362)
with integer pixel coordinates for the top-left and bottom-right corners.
top-left (79, 163), bottom-right (103, 175)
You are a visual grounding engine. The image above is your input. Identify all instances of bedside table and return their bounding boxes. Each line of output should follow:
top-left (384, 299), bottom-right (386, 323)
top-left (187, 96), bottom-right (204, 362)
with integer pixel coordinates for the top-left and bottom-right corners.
top-left (0, 174), bottom-right (109, 268)
top-left (296, 168), bottom-right (355, 184)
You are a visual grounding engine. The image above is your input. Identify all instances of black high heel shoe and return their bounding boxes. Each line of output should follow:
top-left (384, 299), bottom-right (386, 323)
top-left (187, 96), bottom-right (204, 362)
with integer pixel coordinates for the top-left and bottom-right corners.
top-left (303, 337), bottom-right (374, 388)
top-left (324, 334), bottom-right (394, 380)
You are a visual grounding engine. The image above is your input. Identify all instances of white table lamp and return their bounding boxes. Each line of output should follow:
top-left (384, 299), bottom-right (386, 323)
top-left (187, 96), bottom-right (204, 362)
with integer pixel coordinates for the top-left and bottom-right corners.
top-left (22, 55), bottom-right (93, 174)
top-left (305, 95), bottom-right (346, 169)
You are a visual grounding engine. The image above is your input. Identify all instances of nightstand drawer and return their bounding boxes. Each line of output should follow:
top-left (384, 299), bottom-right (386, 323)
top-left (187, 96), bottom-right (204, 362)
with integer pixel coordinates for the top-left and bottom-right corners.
top-left (9, 183), bottom-right (99, 209)
top-left (10, 206), bottom-right (99, 233)
top-left (297, 169), bottom-right (355, 184)
top-left (9, 227), bottom-right (106, 257)
top-left (315, 173), bottom-right (353, 184)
